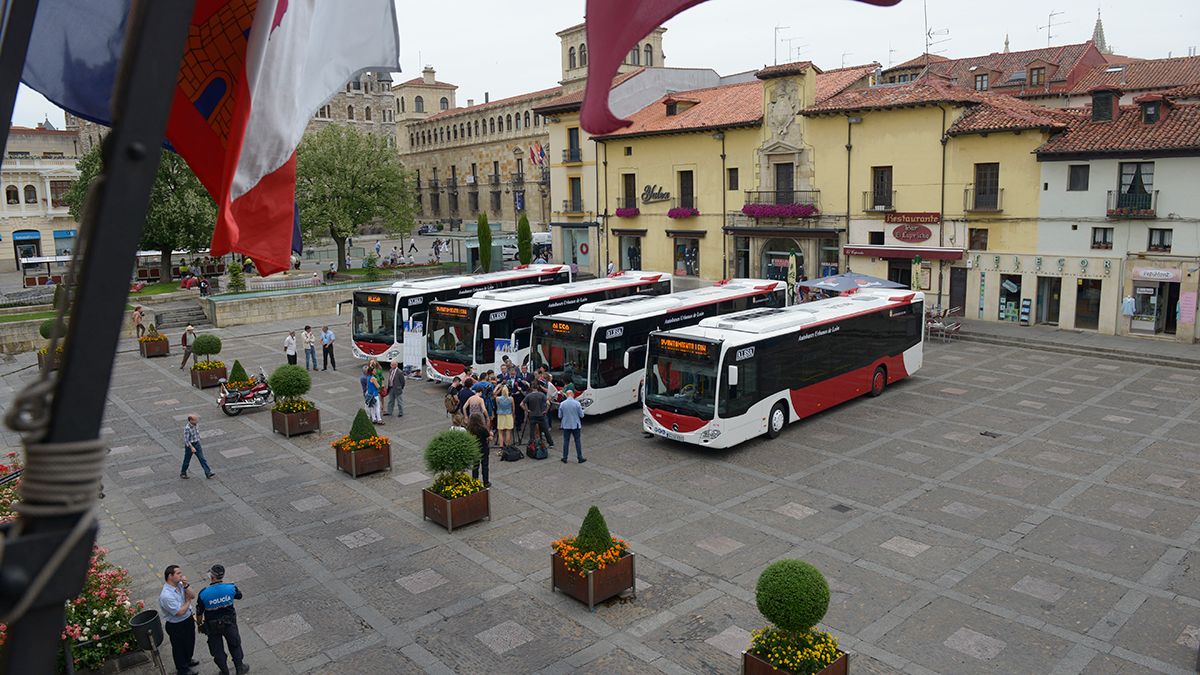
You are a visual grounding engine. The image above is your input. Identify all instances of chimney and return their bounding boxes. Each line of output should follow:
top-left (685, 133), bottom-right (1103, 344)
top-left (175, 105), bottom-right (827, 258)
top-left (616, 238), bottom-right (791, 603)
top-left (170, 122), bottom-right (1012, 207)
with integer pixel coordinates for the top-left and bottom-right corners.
top-left (484, 92), bottom-right (490, 103)
top-left (422, 66), bottom-right (435, 85)
top-left (467, 99), bottom-right (475, 107)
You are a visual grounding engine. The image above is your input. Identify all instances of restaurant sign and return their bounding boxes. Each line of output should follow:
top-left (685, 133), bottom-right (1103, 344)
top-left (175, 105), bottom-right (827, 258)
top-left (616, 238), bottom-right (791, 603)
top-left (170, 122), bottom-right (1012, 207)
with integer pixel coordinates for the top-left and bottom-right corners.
top-left (891, 223), bottom-right (933, 243)
top-left (885, 212), bottom-right (939, 225)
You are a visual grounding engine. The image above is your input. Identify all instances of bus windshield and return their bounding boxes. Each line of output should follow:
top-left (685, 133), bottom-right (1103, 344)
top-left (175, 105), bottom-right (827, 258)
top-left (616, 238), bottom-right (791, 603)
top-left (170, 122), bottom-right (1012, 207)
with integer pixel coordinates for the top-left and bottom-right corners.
top-left (426, 306), bottom-right (475, 365)
top-left (352, 292), bottom-right (396, 344)
top-left (532, 319), bottom-right (591, 391)
top-left (645, 336), bottom-right (720, 420)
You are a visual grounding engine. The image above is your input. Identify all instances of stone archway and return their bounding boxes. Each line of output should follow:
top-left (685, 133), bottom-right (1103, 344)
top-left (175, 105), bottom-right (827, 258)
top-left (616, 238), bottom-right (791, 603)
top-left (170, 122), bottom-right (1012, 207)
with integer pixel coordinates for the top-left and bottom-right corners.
top-left (758, 238), bottom-right (804, 281)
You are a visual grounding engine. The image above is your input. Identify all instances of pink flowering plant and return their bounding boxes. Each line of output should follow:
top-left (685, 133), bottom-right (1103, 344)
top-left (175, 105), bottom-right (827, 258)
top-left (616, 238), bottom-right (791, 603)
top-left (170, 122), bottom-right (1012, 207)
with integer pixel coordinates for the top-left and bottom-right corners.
top-left (0, 452), bottom-right (144, 672)
top-left (741, 203), bottom-right (819, 218)
top-left (667, 207), bottom-right (700, 219)
top-left (614, 207), bottom-right (640, 217)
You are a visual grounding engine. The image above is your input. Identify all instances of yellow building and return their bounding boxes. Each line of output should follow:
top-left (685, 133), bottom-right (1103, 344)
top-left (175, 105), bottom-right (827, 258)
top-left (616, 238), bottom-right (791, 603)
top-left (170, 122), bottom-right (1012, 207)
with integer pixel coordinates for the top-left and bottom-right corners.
top-left (1, 123), bottom-right (81, 270)
top-left (802, 80), bottom-right (1068, 317)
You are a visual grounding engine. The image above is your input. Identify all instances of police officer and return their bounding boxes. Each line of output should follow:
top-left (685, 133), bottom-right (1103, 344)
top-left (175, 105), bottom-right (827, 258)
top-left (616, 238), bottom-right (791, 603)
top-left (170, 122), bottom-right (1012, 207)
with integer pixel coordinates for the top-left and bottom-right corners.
top-left (195, 564), bottom-right (250, 675)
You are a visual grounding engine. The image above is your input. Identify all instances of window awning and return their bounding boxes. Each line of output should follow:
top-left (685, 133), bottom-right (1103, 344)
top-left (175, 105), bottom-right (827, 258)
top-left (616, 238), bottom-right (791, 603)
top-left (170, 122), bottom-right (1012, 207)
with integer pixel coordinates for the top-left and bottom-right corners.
top-left (611, 228), bottom-right (647, 236)
top-left (665, 229), bottom-right (706, 238)
top-left (12, 231), bottom-right (41, 241)
top-left (723, 226), bottom-right (842, 238)
top-left (843, 244), bottom-right (963, 261)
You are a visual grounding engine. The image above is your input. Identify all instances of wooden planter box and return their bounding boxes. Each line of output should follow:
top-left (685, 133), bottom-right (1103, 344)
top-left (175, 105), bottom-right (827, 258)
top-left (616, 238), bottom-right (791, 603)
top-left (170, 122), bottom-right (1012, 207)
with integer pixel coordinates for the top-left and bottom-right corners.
top-left (138, 340), bottom-right (170, 357)
top-left (550, 551), bottom-right (636, 611)
top-left (272, 409), bottom-right (321, 437)
top-left (37, 351), bottom-right (62, 371)
top-left (743, 650), bottom-right (848, 675)
top-left (336, 442), bottom-right (391, 477)
top-left (190, 366), bottom-right (227, 389)
top-left (422, 487), bottom-right (490, 532)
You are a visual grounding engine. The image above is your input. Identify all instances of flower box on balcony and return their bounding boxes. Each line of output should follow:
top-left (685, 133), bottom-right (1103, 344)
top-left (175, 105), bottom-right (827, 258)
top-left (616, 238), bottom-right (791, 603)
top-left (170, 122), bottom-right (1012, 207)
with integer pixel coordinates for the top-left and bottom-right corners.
top-left (1107, 208), bottom-right (1156, 219)
top-left (741, 203), bottom-right (819, 219)
top-left (667, 207), bottom-right (700, 219)
top-left (615, 207), bottom-right (640, 218)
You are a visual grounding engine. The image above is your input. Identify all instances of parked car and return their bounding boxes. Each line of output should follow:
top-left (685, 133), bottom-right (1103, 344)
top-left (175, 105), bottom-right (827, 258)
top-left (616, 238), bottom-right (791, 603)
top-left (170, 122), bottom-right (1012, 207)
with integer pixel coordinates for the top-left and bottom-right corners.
top-left (502, 244), bottom-right (518, 260)
top-left (418, 223), bottom-right (438, 235)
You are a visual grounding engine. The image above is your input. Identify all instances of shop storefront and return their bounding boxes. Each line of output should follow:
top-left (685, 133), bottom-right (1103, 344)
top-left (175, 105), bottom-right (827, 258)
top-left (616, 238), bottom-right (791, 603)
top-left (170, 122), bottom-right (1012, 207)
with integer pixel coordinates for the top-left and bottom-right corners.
top-left (552, 222), bottom-right (598, 275)
top-left (843, 244), bottom-right (963, 304)
top-left (612, 229), bottom-right (645, 271)
top-left (12, 230), bottom-right (41, 263)
top-left (53, 229), bottom-right (77, 256)
top-left (667, 230), bottom-right (703, 277)
top-left (724, 226), bottom-right (842, 285)
top-left (999, 274), bottom-right (1022, 322)
top-left (1126, 267), bottom-right (1184, 336)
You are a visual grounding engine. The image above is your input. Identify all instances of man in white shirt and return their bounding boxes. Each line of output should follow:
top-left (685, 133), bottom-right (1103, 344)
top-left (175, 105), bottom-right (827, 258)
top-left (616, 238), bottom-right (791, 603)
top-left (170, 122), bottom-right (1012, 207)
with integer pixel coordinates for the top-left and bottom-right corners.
top-left (301, 326), bottom-right (318, 370)
top-left (159, 564), bottom-right (199, 675)
top-left (283, 330), bottom-right (297, 365)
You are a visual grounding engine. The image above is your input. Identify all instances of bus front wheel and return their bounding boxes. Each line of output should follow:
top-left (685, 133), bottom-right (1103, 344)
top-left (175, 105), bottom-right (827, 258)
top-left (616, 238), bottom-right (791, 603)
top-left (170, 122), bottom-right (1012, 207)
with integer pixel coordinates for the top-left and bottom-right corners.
top-left (870, 366), bottom-right (887, 397)
top-left (767, 402), bottom-right (788, 439)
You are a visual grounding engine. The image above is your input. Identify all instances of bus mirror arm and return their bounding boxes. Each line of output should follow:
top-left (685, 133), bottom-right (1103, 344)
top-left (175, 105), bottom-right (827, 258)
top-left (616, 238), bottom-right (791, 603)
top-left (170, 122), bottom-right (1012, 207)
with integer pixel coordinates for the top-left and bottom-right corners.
top-left (728, 365), bottom-right (739, 387)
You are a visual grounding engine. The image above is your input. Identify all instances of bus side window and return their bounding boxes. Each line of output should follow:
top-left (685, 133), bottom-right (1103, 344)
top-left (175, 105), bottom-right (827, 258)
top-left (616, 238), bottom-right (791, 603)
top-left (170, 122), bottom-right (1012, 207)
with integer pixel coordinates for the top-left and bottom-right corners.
top-left (721, 356), bottom-right (758, 417)
top-left (513, 327), bottom-right (532, 350)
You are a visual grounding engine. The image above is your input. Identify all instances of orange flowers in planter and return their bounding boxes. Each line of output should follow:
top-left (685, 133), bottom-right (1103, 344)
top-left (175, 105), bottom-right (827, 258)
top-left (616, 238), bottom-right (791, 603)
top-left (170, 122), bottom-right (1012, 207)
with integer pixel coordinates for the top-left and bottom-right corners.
top-left (331, 434), bottom-right (390, 453)
top-left (551, 536), bottom-right (628, 577)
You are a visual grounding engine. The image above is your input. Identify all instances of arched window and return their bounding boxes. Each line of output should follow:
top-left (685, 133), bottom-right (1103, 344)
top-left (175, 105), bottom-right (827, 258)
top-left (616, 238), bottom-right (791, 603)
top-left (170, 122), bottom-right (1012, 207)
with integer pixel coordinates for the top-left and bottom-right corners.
top-left (410, 133), bottom-right (415, 146)
top-left (414, 95), bottom-right (424, 113)
top-left (439, 97), bottom-right (449, 111)
top-left (23, 185), bottom-right (37, 203)
top-left (534, 115), bottom-right (540, 127)
top-left (524, 111), bottom-right (531, 127)
top-left (347, 105), bottom-right (355, 120)
top-left (365, 106), bottom-right (372, 121)
top-left (644, 44), bottom-right (653, 66)
top-left (5, 186), bottom-right (18, 204)
top-left (630, 46), bottom-right (640, 65)
top-left (515, 114), bottom-right (521, 130)
top-left (506, 114), bottom-right (512, 131)
top-left (580, 44), bottom-right (588, 67)
top-left (569, 47), bottom-right (576, 70)
top-left (490, 118), bottom-right (496, 133)
top-left (398, 97), bottom-right (404, 112)
top-left (460, 123), bottom-right (465, 137)
top-left (452, 126), bottom-right (457, 140)
top-left (475, 120), bottom-right (480, 136)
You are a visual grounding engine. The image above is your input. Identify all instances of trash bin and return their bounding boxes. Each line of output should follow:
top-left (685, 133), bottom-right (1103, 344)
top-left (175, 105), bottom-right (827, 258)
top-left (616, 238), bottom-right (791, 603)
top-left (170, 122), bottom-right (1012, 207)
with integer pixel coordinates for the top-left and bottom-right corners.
top-left (129, 609), bottom-right (163, 650)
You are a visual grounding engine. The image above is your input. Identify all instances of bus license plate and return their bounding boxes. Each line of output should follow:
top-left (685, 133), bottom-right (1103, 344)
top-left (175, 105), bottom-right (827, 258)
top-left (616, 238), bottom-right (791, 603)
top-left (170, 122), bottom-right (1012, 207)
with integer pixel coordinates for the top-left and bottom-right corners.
top-left (653, 426), bottom-right (682, 441)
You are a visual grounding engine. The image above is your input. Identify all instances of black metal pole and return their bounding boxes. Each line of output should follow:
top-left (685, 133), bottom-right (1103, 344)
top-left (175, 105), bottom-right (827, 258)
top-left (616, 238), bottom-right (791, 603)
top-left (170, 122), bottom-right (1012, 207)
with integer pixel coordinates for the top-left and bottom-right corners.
top-left (0, 0), bottom-right (41, 164)
top-left (0, 1), bottom-right (195, 672)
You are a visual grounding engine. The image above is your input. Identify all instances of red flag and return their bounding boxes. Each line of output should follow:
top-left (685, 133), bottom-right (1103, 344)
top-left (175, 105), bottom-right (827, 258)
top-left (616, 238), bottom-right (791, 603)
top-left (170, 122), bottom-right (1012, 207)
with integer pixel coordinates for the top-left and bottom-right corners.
top-left (580, 0), bottom-right (902, 135)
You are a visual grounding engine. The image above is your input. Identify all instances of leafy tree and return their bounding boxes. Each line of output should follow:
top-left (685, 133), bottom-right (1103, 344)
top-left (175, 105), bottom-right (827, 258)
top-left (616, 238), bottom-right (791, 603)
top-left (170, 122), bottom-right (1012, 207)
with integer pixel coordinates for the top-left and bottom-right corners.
top-left (516, 214), bottom-right (532, 265)
top-left (63, 145), bottom-right (216, 282)
top-left (349, 409), bottom-right (377, 442)
top-left (269, 364), bottom-right (311, 400)
top-left (755, 559), bottom-right (830, 632)
top-left (228, 359), bottom-right (249, 383)
top-left (575, 506), bottom-right (614, 555)
top-left (227, 263), bottom-right (246, 292)
top-left (296, 125), bottom-right (415, 272)
top-left (476, 214), bottom-right (492, 273)
top-left (363, 254), bottom-right (382, 282)
top-left (424, 430), bottom-right (481, 475)
top-left (191, 334), bottom-right (222, 361)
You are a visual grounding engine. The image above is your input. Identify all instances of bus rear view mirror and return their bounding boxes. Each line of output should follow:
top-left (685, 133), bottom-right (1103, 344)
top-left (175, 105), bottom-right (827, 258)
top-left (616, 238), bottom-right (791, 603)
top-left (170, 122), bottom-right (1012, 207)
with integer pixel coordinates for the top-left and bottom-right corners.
top-left (728, 365), bottom-right (739, 386)
top-left (482, 324), bottom-right (491, 339)
top-left (598, 342), bottom-right (608, 361)
top-left (623, 351), bottom-right (630, 369)
top-left (401, 308), bottom-right (410, 323)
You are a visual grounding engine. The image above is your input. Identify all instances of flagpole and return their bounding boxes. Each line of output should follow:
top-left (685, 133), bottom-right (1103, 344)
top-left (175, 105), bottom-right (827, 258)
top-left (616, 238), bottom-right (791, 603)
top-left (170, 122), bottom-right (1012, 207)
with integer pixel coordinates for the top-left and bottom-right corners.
top-left (0, 1), bottom-right (197, 671)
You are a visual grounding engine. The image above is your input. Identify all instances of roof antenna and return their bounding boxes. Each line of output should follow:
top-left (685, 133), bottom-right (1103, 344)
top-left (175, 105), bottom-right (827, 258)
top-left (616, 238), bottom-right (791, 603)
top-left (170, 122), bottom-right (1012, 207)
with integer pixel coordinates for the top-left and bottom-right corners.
top-left (922, 0), bottom-right (951, 55)
top-left (1038, 10), bottom-right (1069, 48)
top-left (773, 25), bottom-right (790, 65)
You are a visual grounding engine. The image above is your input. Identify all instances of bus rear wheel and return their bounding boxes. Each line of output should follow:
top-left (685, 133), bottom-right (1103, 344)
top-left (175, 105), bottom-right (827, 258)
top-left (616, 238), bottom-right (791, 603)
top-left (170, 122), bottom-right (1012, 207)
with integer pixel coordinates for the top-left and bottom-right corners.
top-left (767, 402), bottom-right (788, 439)
top-left (870, 366), bottom-right (887, 397)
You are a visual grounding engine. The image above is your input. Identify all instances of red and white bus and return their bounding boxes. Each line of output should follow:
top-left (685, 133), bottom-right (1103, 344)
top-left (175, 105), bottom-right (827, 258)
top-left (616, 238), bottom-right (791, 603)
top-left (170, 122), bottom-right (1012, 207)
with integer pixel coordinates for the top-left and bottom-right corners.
top-left (528, 279), bottom-right (786, 415)
top-left (643, 289), bottom-right (924, 448)
top-left (349, 265), bottom-right (570, 366)
top-left (425, 271), bottom-right (673, 382)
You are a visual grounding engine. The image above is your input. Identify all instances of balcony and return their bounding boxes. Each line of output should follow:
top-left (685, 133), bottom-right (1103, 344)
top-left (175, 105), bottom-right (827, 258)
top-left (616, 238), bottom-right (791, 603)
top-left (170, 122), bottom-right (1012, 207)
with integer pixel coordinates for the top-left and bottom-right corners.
top-left (616, 196), bottom-right (638, 210)
top-left (964, 187), bottom-right (1003, 212)
top-left (562, 147), bottom-right (583, 163)
top-left (862, 191), bottom-right (896, 213)
top-left (447, 177), bottom-right (458, 189)
top-left (510, 172), bottom-right (525, 185)
top-left (562, 198), bottom-right (584, 214)
top-left (742, 190), bottom-right (820, 218)
top-left (488, 173), bottom-right (501, 186)
top-left (1107, 190), bottom-right (1158, 219)
top-left (539, 168), bottom-right (550, 187)
top-left (428, 178), bottom-right (440, 189)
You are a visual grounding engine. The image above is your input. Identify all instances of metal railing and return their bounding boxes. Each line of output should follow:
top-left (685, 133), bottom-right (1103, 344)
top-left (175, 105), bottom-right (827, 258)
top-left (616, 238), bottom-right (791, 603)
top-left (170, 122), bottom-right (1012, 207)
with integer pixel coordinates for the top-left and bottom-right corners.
top-left (562, 199), bottom-right (584, 213)
top-left (964, 187), bottom-right (1003, 212)
top-left (510, 172), bottom-right (525, 185)
top-left (539, 168), bottom-right (550, 186)
top-left (862, 190), bottom-right (896, 212)
top-left (562, 147), bottom-right (583, 163)
top-left (672, 196), bottom-right (696, 210)
top-left (1106, 190), bottom-right (1158, 218)
top-left (616, 196), bottom-right (637, 210)
top-left (428, 178), bottom-right (440, 189)
top-left (488, 173), bottom-right (501, 185)
top-left (744, 190), bottom-right (820, 206)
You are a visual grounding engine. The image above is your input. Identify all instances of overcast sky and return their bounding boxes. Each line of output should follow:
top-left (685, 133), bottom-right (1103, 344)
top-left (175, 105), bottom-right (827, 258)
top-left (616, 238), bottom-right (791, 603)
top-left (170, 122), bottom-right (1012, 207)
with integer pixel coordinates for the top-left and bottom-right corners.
top-left (11, 0), bottom-right (1200, 128)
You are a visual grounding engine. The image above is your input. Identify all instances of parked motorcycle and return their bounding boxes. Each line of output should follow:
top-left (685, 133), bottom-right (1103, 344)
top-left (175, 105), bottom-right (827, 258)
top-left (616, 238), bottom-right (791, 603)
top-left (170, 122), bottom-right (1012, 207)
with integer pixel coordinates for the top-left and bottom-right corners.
top-left (217, 367), bottom-right (273, 416)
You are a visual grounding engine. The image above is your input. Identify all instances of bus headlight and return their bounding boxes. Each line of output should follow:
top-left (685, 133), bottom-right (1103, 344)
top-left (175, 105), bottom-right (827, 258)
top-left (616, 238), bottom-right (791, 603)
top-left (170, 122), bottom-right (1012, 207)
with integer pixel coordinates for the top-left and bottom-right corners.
top-left (644, 415), bottom-right (654, 429)
top-left (700, 429), bottom-right (721, 440)
top-left (579, 397), bottom-right (594, 408)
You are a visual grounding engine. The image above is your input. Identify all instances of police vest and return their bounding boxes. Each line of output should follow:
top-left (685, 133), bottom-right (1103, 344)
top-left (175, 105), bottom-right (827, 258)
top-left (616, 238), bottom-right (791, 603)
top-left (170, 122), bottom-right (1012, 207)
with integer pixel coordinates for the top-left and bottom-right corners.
top-left (198, 582), bottom-right (239, 620)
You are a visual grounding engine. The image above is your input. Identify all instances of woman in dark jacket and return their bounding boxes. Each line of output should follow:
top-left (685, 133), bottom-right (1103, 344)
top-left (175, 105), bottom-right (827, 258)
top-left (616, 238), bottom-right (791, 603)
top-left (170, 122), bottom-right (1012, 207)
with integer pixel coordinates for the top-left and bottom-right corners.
top-left (467, 412), bottom-right (492, 488)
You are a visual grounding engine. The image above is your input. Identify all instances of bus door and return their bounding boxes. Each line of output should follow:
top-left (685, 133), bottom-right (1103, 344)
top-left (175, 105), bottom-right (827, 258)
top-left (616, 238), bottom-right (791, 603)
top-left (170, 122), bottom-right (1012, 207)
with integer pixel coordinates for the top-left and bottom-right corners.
top-left (401, 295), bottom-right (428, 368)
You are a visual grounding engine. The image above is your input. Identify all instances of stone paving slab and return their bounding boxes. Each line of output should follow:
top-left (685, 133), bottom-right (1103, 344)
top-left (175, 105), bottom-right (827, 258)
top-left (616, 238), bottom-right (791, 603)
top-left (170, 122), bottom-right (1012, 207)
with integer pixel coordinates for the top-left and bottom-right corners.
top-left (10, 313), bottom-right (1200, 674)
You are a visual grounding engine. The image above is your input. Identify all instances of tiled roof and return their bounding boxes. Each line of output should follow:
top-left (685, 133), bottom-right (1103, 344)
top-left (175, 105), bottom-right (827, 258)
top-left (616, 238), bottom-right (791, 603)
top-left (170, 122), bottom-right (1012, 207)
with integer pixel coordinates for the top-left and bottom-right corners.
top-left (420, 86), bottom-right (563, 123)
top-left (805, 80), bottom-right (1069, 135)
top-left (1165, 82), bottom-right (1200, 98)
top-left (1037, 103), bottom-right (1200, 156)
top-left (533, 68), bottom-right (646, 113)
top-left (815, 63), bottom-right (880, 103)
top-left (1067, 56), bottom-right (1200, 94)
top-left (9, 125), bottom-right (75, 136)
top-left (883, 53), bottom-right (949, 73)
top-left (755, 60), bottom-right (818, 80)
top-left (594, 81), bottom-right (762, 139)
top-left (395, 77), bottom-right (457, 90)
top-left (922, 42), bottom-right (1101, 91)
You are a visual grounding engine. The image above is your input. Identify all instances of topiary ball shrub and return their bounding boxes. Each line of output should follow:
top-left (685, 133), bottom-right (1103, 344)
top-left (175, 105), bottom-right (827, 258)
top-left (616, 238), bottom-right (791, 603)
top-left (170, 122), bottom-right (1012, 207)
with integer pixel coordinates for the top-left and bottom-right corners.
top-left (228, 359), bottom-right (249, 383)
top-left (191, 334), bottom-right (222, 360)
top-left (39, 318), bottom-right (66, 340)
top-left (424, 430), bottom-right (481, 476)
top-left (755, 559), bottom-right (830, 632)
top-left (575, 506), bottom-right (614, 555)
top-left (349, 409), bottom-right (377, 441)
top-left (269, 364), bottom-right (311, 400)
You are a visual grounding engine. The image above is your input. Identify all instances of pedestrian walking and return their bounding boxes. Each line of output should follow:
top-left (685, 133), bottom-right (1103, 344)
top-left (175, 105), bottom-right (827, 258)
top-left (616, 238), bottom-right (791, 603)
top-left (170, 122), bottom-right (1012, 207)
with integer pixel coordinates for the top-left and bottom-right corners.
top-left (466, 412), bottom-right (492, 488)
top-left (283, 330), bottom-right (297, 365)
top-left (159, 564), bottom-right (200, 675)
top-left (408, 236), bottom-right (418, 254)
top-left (521, 384), bottom-right (553, 449)
top-left (181, 414), bottom-right (215, 479)
top-left (374, 239), bottom-right (382, 257)
top-left (133, 306), bottom-right (145, 338)
top-left (344, 252), bottom-right (351, 269)
top-left (558, 388), bottom-right (585, 463)
top-left (320, 325), bottom-right (337, 371)
top-left (196, 564), bottom-right (250, 675)
top-left (362, 366), bottom-right (383, 423)
top-left (384, 358), bottom-right (405, 416)
top-left (179, 324), bottom-right (197, 370)
top-left (300, 326), bottom-right (317, 370)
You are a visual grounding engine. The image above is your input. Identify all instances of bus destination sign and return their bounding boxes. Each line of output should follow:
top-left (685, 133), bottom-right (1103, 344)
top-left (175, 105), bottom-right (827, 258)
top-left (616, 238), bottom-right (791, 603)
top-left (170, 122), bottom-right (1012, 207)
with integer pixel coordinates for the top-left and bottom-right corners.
top-left (653, 336), bottom-right (715, 360)
top-left (535, 318), bottom-right (590, 341)
top-left (432, 305), bottom-right (470, 319)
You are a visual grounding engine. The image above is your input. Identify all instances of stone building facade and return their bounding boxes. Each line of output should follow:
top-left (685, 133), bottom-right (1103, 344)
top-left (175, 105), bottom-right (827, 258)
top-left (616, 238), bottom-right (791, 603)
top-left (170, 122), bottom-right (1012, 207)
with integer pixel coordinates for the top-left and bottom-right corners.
top-left (306, 71), bottom-right (399, 146)
top-left (1, 123), bottom-right (81, 271)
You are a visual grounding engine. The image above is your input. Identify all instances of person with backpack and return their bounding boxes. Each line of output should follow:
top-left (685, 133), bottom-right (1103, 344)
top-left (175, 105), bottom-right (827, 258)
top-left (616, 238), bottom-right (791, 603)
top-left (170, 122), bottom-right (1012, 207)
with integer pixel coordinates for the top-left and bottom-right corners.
top-left (444, 378), bottom-right (463, 417)
top-left (494, 385), bottom-right (514, 449)
top-left (457, 377), bottom-right (476, 413)
top-left (466, 413), bottom-right (492, 488)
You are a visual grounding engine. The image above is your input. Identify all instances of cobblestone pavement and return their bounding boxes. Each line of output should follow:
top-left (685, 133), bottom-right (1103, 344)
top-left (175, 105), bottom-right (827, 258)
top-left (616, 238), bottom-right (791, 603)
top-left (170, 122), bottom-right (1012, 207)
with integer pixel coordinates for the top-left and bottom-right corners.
top-left (3, 314), bottom-right (1200, 674)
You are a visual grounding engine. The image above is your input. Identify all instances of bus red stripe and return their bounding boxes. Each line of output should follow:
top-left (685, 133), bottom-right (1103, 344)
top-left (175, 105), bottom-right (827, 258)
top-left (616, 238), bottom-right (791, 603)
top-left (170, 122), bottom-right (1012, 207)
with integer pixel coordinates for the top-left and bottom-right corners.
top-left (429, 359), bottom-right (466, 378)
top-left (647, 408), bottom-right (709, 433)
top-left (788, 355), bottom-right (909, 418)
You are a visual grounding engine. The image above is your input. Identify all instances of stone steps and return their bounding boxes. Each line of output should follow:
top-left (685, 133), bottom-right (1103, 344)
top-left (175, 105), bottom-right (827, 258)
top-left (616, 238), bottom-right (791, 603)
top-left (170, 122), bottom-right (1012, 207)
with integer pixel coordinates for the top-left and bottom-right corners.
top-left (153, 305), bottom-right (210, 330)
